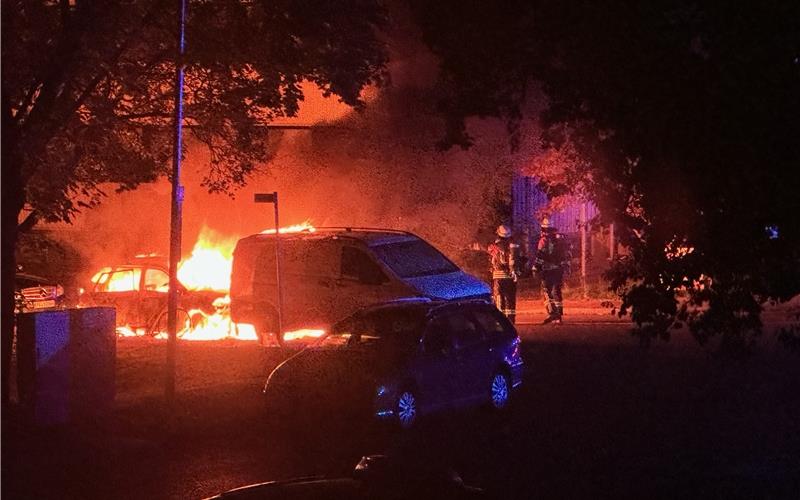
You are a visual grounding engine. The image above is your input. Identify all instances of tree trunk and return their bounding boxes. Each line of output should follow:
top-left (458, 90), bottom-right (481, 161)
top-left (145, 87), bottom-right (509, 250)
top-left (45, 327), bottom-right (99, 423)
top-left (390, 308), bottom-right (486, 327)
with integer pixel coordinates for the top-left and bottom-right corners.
top-left (1, 111), bottom-right (23, 410)
top-left (1, 205), bottom-right (21, 408)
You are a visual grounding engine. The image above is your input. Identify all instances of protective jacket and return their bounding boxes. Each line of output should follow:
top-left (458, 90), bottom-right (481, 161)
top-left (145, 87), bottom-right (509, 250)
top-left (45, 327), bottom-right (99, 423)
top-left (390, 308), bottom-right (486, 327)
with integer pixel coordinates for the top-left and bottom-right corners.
top-left (533, 234), bottom-right (570, 272)
top-left (488, 238), bottom-right (519, 280)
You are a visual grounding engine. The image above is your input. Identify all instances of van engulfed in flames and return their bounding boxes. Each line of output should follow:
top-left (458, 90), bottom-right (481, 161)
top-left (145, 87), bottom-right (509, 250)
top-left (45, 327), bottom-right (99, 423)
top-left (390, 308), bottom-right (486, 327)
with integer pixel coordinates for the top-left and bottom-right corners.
top-left (106, 222), bottom-right (324, 343)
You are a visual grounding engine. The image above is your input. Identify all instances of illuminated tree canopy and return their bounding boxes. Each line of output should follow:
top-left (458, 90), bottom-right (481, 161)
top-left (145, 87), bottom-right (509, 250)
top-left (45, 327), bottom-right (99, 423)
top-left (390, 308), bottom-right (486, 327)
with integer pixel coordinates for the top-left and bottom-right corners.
top-left (412, 0), bottom-right (800, 349)
top-left (1, 0), bottom-right (387, 403)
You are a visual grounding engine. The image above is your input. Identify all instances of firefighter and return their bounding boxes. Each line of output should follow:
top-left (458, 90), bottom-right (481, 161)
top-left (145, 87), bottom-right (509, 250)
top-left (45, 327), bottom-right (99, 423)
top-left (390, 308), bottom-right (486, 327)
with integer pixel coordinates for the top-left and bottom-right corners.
top-left (532, 218), bottom-right (570, 324)
top-left (488, 224), bottom-right (520, 324)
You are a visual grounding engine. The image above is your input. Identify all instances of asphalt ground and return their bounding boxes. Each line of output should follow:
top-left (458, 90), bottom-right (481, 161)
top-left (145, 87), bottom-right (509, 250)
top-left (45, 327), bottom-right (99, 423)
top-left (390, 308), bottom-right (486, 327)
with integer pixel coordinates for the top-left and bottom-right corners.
top-left (3, 319), bottom-right (800, 499)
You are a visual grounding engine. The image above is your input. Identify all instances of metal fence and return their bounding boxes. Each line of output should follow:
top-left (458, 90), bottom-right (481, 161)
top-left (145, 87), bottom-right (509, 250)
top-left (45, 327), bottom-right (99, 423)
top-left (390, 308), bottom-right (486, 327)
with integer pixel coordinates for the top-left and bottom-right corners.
top-left (511, 174), bottom-right (613, 298)
top-left (511, 173), bottom-right (598, 236)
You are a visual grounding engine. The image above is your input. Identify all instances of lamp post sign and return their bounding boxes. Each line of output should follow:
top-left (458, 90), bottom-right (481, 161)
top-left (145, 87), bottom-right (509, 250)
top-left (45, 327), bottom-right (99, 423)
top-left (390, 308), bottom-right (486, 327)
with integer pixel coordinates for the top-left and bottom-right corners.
top-left (254, 192), bottom-right (284, 343)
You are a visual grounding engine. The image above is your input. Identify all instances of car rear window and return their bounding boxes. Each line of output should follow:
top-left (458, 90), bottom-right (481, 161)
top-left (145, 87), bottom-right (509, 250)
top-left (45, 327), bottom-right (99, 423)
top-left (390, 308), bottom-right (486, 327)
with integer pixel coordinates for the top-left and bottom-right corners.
top-left (324, 307), bottom-right (427, 347)
top-left (472, 307), bottom-right (515, 338)
top-left (371, 240), bottom-right (458, 278)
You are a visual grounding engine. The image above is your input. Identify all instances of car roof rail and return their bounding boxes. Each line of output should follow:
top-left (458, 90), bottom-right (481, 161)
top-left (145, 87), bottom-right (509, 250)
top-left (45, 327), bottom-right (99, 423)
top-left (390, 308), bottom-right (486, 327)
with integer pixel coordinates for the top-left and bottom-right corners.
top-left (383, 296), bottom-right (433, 304)
top-left (310, 227), bottom-right (417, 236)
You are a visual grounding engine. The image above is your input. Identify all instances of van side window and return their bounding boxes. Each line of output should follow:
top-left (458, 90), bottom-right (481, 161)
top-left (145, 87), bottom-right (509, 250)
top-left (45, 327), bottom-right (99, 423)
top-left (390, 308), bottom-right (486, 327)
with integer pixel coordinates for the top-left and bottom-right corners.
top-left (341, 247), bottom-right (388, 285)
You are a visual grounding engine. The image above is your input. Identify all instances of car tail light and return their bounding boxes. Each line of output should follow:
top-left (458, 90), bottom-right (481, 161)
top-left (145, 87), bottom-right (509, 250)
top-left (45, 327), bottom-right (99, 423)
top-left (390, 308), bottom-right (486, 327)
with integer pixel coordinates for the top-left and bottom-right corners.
top-left (512, 337), bottom-right (521, 358)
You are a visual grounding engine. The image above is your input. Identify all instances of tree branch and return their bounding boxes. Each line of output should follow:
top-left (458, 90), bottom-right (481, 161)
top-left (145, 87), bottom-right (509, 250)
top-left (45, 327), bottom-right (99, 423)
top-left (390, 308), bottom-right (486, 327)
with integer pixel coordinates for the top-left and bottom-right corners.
top-left (114, 111), bottom-right (173, 120)
top-left (17, 210), bottom-right (38, 234)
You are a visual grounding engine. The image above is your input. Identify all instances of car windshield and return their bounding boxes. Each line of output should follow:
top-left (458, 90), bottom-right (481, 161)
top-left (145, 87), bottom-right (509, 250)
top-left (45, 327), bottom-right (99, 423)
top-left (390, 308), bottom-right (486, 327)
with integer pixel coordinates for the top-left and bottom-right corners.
top-left (371, 240), bottom-right (458, 278)
top-left (322, 307), bottom-right (427, 348)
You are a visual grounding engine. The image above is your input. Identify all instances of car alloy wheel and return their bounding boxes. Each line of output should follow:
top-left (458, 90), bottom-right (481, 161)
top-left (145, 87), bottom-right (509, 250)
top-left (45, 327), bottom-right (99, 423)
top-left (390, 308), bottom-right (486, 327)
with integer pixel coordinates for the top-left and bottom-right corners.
top-left (397, 390), bottom-right (417, 429)
top-left (490, 372), bottom-right (510, 410)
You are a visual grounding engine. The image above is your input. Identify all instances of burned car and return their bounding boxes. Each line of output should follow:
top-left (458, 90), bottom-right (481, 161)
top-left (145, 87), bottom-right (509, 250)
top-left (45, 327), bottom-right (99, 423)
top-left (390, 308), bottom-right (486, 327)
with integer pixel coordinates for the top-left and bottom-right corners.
top-left (81, 258), bottom-right (224, 336)
top-left (230, 227), bottom-right (491, 345)
top-left (14, 272), bottom-right (66, 313)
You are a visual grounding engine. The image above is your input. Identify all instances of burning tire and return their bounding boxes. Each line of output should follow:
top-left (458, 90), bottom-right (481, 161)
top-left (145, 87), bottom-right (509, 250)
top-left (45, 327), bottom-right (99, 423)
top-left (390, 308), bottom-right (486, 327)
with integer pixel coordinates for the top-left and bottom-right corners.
top-left (150, 308), bottom-right (190, 338)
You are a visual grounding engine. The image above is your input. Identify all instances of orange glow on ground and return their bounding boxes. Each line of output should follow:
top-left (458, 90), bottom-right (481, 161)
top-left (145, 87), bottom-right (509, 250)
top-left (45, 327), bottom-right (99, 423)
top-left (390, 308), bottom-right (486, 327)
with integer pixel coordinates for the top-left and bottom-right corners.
top-left (283, 329), bottom-right (326, 342)
top-left (260, 220), bottom-right (315, 235)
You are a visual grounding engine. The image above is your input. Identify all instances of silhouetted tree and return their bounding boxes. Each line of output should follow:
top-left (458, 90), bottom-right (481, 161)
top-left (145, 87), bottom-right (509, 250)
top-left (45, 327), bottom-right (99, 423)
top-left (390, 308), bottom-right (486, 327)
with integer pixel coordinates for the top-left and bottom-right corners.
top-left (1, 0), bottom-right (387, 405)
top-left (411, 0), bottom-right (800, 349)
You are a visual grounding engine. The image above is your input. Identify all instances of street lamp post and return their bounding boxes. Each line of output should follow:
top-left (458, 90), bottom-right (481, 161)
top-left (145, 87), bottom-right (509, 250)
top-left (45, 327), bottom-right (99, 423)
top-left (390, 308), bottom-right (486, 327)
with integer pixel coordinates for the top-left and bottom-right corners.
top-left (165, 0), bottom-right (188, 405)
top-left (254, 192), bottom-right (284, 344)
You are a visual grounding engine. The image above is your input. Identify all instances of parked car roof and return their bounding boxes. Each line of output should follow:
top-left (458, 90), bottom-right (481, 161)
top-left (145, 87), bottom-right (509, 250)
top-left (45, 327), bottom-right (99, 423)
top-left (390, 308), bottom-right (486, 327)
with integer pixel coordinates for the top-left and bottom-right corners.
top-left (239, 227), bottom-right (421, 247)
top-left (15, 272), bottom-right (58, 288)
top-left (341, 297), bottom-right (494, 320)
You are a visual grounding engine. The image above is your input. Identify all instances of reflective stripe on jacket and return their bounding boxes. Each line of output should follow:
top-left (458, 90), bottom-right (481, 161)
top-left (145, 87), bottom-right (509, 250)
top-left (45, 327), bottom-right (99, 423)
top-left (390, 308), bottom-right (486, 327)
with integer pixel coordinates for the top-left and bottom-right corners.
top-left (534, 234), bottom-right (569, 271)
top-left (488, 238), bottom-right (518, 279)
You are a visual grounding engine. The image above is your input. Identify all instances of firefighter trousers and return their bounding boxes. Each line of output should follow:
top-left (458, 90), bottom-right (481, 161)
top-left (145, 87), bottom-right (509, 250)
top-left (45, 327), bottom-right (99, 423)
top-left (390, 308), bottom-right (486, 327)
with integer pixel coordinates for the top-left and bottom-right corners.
top-left (541, 269), bottom-right (564, 319)
top-left (493, 278), bottom-right (517, 324)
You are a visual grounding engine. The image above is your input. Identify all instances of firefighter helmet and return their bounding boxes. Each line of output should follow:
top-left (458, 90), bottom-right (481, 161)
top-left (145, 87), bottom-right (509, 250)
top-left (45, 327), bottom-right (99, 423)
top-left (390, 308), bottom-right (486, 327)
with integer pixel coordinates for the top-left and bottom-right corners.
top-left (496, 225), bottom-right (512, 238)
top-left (540, 218), bottom-right (557, 232)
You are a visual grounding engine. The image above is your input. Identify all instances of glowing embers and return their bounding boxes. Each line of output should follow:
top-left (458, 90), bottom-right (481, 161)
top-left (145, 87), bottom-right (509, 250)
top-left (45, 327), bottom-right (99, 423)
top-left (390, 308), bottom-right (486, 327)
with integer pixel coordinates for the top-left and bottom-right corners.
top-left (260, 220), bottom-right (315, 235)
top-left (147, 296), bottom-right (259, 342)
top-left (665, 237), bottom-right (695, 261)
top-left (116, 326), bottom-right (144, 337)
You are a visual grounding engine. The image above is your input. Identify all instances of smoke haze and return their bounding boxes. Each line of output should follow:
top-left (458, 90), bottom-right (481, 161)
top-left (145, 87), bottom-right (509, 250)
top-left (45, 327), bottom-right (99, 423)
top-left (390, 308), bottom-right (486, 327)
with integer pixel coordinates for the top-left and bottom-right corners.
top-left (48, 10), bottom-right (545, 279)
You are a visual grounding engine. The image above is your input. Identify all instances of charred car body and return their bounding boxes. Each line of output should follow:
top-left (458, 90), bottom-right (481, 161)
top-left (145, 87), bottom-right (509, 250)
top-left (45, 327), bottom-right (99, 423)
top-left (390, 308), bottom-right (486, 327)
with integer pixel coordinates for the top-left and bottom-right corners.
top-left (82, 258), bottom-right (224, 336)
top-left (230, 228), bottom-right (491, 344)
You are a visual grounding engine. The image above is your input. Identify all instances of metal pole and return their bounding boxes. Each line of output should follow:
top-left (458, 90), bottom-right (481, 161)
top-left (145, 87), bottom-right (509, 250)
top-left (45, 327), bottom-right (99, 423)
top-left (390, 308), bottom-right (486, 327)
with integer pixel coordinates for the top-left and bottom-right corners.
top-left (580, 203), bottom-right (587, 297)
top-left (609, 223), bottom-right (616, 261)
top-left (166, 0), bottom-right (187, 405)
top-left (272, 192), bottom-right (284, 344)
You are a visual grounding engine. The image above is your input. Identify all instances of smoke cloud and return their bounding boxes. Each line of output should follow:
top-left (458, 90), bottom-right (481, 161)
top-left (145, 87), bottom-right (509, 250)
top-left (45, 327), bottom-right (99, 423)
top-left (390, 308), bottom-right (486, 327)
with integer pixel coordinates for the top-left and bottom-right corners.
top-left (48, 11), bottom-right (545, 280)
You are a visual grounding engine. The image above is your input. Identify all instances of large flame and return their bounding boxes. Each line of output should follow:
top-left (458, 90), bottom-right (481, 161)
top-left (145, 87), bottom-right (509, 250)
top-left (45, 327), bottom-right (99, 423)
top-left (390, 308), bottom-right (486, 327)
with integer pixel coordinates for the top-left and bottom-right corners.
top-left (108, 222), bottom-right (317, 342)
top-left (177, 228), bottom-right (237, 292)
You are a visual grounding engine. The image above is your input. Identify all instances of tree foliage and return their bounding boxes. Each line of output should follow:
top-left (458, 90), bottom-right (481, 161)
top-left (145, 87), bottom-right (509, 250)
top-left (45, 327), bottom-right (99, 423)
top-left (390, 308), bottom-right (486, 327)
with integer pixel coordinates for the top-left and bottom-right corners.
top-left (411, 0), bottom-right (800, 349)
top-left (1, 0), bottom-right (387, 404)
top-left (3, 0), bottom-right (387, 222)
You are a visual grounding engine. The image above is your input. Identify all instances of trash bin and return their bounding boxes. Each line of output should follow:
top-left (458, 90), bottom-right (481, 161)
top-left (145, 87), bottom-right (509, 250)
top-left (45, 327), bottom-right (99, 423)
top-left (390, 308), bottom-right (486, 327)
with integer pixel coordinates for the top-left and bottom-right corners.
top-left (16, 307), bottom-right (116, 426)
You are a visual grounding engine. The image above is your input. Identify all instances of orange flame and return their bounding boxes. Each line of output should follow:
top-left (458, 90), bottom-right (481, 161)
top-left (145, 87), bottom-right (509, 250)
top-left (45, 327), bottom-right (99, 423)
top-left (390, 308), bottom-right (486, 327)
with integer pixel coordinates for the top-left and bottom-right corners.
top-left (177, 227), bottom-right (237, 292)
top-left (112, 222), bottom-right (316, 342)
top-left (260, 221), bottom-right (316, 235)
top-left (283, 329), bottom-right (326, 342)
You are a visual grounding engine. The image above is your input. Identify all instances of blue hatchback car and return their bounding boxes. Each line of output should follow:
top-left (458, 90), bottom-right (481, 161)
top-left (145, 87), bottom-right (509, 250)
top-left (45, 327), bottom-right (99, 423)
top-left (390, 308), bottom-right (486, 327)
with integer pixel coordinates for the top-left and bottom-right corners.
top-left (263, 299), bottom-right (524, 429)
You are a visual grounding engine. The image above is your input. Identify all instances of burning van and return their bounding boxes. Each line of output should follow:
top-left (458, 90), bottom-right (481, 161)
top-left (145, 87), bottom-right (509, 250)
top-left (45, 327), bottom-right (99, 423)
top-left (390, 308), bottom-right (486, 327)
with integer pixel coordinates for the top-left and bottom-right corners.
top-left (230, 227), bottom-right (491, 345)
